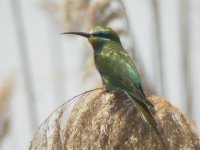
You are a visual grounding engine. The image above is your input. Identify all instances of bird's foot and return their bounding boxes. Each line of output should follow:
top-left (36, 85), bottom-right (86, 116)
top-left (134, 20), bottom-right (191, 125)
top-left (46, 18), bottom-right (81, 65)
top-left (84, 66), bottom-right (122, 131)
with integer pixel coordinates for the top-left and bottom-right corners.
top-left (101, 86), bottom-right (110, 93)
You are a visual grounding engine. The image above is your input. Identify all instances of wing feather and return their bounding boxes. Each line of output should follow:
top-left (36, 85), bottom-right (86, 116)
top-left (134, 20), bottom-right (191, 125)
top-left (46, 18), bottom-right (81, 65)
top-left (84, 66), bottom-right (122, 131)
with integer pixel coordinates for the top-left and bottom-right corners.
top-left (96, 51), bottom-right (153, 106)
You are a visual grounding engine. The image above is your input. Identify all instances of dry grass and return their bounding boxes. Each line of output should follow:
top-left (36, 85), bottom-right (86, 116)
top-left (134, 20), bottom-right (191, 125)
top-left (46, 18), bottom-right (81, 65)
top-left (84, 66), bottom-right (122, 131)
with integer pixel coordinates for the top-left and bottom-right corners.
top-left (0, 76), bottom-right (14, 143)
top-left (43, 0), bottom-right (128, 32)
top-left (29, 88), bottom-right (200, 149)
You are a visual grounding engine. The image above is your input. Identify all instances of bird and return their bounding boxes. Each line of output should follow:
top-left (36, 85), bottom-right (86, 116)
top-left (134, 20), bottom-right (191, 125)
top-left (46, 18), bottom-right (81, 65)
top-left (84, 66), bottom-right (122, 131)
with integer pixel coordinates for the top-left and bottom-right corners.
top-left (63, 26), bottom-right (167, 149)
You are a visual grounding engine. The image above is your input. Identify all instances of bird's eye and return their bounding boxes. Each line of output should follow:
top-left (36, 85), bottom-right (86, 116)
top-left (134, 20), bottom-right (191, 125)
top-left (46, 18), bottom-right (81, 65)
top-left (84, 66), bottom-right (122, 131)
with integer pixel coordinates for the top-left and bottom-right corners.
top-left (98, 33), bottom-right (105, 37)
top-left (95, 32), bottom-right (109, 38)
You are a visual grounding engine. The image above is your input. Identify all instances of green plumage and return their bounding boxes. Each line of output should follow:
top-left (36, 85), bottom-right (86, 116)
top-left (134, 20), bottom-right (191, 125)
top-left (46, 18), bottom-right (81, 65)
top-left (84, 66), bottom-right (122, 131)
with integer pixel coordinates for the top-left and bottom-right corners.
top-left (63, 26), bottom-right (167, 149)
top-left (94, 38), bottom-right (156, 127)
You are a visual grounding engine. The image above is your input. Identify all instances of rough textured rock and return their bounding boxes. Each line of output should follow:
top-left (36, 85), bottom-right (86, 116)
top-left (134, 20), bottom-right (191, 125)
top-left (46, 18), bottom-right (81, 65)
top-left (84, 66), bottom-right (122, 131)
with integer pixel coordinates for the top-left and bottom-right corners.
top-left (29, 89), bottom-right (200, 150)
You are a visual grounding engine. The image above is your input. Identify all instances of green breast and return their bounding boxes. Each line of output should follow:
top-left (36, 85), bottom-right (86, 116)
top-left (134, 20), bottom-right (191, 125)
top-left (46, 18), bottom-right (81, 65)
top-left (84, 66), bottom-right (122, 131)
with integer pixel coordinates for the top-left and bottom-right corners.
top-left (94, 40), bottom-right (143, 92)
top-left (94, 41), bottom-right (123, 72)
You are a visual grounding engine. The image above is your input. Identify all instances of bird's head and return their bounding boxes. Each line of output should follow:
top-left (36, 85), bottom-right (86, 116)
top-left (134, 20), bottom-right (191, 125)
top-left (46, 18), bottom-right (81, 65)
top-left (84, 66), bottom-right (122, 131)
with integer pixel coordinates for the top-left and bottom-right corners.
top-left (62, 26), bottom-right (121, 52)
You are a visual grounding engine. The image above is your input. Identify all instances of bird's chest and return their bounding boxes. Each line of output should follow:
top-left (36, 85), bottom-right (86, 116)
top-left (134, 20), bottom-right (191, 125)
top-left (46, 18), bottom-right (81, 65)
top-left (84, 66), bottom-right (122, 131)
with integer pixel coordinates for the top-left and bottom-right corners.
top-left (94, 51), bottom-right (118, 75)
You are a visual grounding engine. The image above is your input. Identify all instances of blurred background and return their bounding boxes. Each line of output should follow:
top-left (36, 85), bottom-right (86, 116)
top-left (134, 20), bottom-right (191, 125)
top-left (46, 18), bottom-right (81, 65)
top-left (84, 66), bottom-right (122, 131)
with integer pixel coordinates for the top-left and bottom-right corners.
top-left (0, 0), bottom-right (200, 149)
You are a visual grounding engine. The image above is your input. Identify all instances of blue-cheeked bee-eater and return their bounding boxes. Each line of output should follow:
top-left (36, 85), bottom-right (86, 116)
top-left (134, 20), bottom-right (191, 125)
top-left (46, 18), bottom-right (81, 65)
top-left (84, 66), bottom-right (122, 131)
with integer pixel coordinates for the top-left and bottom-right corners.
top-left (63, 26), bottom-right (167, 149)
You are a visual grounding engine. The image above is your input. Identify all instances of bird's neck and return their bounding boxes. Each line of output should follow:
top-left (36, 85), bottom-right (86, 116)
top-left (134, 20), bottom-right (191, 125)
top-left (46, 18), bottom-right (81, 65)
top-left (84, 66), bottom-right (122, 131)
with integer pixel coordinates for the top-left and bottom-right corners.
top-left (93, 41), bottom-right (123, 55)
top-left (91, 40), bottom-right (108, 53)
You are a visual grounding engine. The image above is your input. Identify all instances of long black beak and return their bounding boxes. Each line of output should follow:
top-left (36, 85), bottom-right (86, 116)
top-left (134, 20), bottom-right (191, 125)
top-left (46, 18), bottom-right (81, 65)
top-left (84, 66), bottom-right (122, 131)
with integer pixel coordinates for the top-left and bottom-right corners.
top-left (62, 32), bottom-right (90, 38)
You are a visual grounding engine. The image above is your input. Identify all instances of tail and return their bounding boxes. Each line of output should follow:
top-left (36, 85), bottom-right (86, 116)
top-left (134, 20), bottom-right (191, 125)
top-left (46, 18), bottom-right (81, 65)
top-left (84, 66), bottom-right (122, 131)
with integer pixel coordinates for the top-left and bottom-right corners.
top-left (133, 99), bottom-right (168, 150)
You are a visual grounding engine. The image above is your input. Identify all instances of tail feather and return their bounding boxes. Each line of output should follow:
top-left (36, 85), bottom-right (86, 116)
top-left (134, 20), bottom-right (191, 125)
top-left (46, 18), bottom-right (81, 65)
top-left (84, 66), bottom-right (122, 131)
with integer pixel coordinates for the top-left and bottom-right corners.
top-left (134, 99), bottom-right (157, 127)
top-left (133, 99), bottom-right (168, 150)
top-left (128, 90), bottom-right (154, 108)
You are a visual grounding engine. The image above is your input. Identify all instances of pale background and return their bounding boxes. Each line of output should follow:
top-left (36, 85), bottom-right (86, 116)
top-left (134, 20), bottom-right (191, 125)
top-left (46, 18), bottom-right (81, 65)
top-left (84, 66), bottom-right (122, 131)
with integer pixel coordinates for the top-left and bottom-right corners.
top-left (0, 0), bottom-right (200, 149)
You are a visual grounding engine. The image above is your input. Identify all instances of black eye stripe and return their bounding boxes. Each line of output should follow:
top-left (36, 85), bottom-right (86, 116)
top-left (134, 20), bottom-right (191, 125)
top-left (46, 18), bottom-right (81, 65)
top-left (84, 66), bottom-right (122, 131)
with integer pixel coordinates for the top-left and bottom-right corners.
top-left (92, 32), bottom-right (108, 37)
top-left (99, 33), bottom-right (106, 36)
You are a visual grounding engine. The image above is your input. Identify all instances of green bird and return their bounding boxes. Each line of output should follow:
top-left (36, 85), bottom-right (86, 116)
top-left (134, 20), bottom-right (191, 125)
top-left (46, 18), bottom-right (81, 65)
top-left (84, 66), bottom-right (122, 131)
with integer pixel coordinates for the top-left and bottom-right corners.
top-left (63, 26), bottom-right (167, 149)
